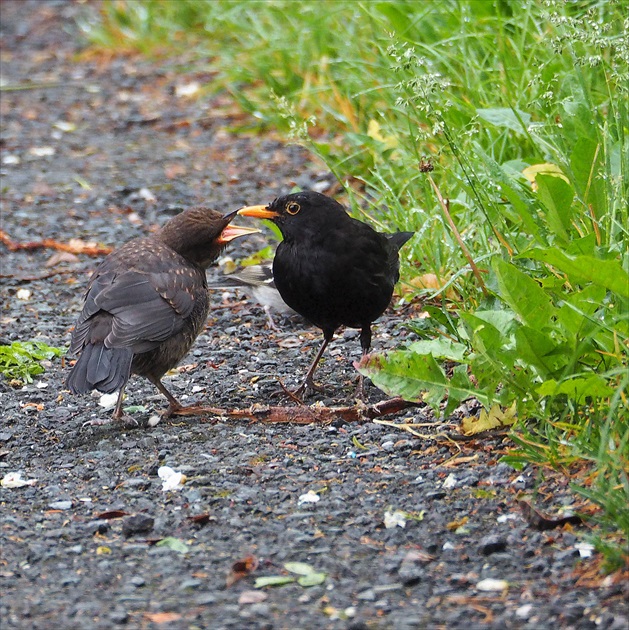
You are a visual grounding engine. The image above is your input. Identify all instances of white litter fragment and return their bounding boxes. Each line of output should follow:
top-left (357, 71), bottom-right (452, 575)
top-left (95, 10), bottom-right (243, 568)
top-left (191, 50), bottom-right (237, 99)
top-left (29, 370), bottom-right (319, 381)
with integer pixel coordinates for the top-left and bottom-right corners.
top-left (298, 490), bottom-right (320, 505)
top-left (158, 466), bottom-right (186, 491)
top-left (384, 509), bottom-right (407, 529)
top-left (147, 415), bottom-right (161, 427)
top-left (29, 146), bottom-right (56, 157)
top-left (53, 121), bottom-right (76, 132)
top-left (175, 81), bottom-right (200, 97)
top-left (138, 187), bottom-right (156, 203)
top-left (476, 578), bottom-right (509, 592)
top-left (497, 513), bottom-right (518, 523)
top-left (515, 604), bottom-right (533, 619)
top-left (2, 154), bottom-right (20, 165)
top-left (442, 541), bottom-right (455, 551)
top-left (442, 473), bottom-right (457, 489)
top-left (98, 392), bottom-right (118, 409)
top-left (1, 472), bottom-right (38, 488)
top-left (16, 289), bottom-right (31, 301)
top-left (575, 542), bottom-right (595, 558)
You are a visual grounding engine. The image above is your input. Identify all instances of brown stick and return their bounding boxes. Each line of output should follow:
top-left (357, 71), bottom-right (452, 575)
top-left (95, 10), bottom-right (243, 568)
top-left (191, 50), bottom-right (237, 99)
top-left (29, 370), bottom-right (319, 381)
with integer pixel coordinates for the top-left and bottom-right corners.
top-left (172, 397), bottom-right (420, 424)
top-left (0, 230), bottom-right (112, 256)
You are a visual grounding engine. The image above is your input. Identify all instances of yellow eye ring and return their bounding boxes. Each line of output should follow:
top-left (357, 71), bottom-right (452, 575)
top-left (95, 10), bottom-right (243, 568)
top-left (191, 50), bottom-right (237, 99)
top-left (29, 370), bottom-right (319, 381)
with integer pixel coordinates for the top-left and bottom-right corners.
top-left (286, 202), bottom-right (300, 215)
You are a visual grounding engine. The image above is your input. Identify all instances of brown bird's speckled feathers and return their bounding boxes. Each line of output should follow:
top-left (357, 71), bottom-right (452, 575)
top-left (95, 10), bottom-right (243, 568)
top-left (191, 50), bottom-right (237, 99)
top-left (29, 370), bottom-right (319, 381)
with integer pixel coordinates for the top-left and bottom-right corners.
top-left (67, 207), bottom-right (257, 421)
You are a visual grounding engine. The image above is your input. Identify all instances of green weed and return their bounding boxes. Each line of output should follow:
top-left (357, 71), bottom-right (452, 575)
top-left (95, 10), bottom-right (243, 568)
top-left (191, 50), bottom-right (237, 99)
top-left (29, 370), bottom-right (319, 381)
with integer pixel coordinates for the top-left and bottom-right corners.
top-left (0, 341), bottom-right (65, 384)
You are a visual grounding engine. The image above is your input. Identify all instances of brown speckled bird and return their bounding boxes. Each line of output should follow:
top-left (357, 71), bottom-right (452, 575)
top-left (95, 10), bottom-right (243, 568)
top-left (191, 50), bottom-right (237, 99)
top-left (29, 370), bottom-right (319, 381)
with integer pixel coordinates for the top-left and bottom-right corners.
top-left (66, 207), bottom-right (257, 421)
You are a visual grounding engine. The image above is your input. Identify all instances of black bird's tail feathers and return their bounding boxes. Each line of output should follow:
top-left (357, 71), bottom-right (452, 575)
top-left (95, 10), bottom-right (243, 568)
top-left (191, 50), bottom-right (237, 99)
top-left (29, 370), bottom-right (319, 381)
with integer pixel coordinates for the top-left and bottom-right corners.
top-left (386, 231), bottom-right (414, 251)
top-left (66, 343), bottom-right (133, 394)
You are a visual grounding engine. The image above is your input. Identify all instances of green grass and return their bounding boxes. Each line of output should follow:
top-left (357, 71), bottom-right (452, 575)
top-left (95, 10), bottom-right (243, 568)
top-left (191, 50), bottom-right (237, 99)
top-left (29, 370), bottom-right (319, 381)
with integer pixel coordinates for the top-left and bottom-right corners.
top-left (80, 0), bottom-right (628, 563)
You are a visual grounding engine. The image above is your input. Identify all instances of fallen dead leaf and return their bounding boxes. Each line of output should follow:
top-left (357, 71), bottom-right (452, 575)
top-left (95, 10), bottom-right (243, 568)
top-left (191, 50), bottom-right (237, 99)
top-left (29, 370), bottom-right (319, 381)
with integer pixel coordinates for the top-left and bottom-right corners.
top-left (226, 554), bottom-right (259, 588)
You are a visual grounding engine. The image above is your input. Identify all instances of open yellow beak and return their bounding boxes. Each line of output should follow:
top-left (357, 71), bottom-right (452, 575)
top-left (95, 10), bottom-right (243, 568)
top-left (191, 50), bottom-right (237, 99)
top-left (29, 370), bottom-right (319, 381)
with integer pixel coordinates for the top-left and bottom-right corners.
top-left (237, 205), bottom-right (280, 220)
top-left (217, 224), bottom-right (260, 244)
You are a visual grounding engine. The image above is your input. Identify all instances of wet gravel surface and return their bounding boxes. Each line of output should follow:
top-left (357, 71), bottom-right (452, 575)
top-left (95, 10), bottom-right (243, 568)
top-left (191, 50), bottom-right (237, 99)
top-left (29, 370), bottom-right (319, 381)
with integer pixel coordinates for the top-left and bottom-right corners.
top-left (1, 2), bottom-right (628, 629)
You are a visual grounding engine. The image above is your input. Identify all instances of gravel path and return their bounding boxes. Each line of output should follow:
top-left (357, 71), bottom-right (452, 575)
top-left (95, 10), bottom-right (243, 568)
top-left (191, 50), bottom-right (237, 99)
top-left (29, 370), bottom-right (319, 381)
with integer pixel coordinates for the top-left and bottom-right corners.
top-left (1, 2), bottom-right (627, 629)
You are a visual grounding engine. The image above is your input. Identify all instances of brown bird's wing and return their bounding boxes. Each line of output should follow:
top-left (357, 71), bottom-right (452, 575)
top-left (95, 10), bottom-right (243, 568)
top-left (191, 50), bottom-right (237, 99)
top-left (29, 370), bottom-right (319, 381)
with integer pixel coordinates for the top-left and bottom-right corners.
top-left (70, 240), bottom-right (204, 356)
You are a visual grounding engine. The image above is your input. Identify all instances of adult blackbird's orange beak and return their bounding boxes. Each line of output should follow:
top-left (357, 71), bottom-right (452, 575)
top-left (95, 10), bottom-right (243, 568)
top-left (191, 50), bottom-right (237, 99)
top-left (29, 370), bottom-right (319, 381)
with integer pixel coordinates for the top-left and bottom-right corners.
top-left (237, 205), bottom-right (280, 220)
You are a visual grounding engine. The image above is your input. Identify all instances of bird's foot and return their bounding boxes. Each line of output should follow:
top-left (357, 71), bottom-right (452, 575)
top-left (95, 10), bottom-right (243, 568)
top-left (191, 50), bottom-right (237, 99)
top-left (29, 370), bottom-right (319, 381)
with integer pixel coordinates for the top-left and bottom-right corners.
top-left (353, 374), bottom-right (368, 402)
top-left (82, 414), bottom-right (142, 428)
top-left (267, 378), bottom-right (325, 403)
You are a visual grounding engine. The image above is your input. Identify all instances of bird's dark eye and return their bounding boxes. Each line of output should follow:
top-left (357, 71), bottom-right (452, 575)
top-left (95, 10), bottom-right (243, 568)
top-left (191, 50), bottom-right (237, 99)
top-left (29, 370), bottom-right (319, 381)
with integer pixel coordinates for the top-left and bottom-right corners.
top-left (286, 202), bottom-right (300, 215)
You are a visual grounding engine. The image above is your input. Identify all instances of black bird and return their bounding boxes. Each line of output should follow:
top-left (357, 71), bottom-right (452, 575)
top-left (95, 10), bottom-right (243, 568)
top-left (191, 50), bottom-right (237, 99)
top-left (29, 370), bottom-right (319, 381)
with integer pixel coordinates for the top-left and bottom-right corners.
top-left (67, 207), bottom-right (258, 421)
top-left (238, 191), bottom-right (413, 397)
top-left (208, 264), bottom-right (295, 330)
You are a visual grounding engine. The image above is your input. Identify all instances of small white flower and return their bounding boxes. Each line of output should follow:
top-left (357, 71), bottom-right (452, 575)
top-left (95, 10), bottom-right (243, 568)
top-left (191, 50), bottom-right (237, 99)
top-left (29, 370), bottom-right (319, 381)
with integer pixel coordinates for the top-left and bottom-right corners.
top-left (158, 466), bottom-right (186, 491)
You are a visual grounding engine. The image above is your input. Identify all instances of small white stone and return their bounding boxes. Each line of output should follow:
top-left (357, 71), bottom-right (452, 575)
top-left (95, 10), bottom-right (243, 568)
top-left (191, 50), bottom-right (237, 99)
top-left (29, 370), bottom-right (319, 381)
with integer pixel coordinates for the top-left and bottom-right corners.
top-left (98, 392), bottom-right (118, 409)
top-left (16, 289), bottom-right (31, 300)
top-left (476, 578), bottom-right (508, 592)
top-left (516, 604), bottom-right (533, 619)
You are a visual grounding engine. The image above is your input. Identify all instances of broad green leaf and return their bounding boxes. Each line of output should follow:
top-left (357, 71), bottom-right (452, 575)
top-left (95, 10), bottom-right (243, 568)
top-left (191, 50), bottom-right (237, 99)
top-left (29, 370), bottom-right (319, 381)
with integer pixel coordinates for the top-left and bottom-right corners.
top-left (357, 351), bottom-right (489, 410)
top-left (537, 375), bottom-right (614, 403)
top-left (468, 309), bottom-right (517, 337)
top-left (477, 107), bottom-right (531, 134)
top-left (475, 144), bottom-right (543, 242)
top-left (535, 174), bottom-right (575, 241)
top-left (155, 537), bottom-right (189, 553)
top-left (492, 258), bottom-right (556, 330)
top-left (556, 285), bottom-right (605, 340)
top-left (514, 326), bottom-right (566, 379)
top-left (570, 137), bottom-right (607, 220)
top-left (356, 351), bottom-right (447, 408)
top-left (254, 575), bottom-right (296, 588)
top-left (407, 338), bottom-right (468, 362)
top-left (284, 562), bottom-right (315, 576)
top-left (297, 572), bottom-right (326, 587)
top-left (521, 249), bottom-right (629, 299)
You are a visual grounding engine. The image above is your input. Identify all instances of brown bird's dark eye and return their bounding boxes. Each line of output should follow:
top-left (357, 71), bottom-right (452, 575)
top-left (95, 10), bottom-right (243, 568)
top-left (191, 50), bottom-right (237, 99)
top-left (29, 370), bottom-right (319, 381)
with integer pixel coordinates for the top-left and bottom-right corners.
top-left (286, 202), bottom-right (300, 215)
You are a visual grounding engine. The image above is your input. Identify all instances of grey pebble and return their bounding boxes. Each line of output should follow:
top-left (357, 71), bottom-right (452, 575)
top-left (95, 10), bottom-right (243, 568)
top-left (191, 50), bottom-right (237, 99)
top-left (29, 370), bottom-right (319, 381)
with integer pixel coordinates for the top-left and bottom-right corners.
top-left (122, 514), bottom-right (154, 537)
top-left (478, 534), bottom-right (508, 555)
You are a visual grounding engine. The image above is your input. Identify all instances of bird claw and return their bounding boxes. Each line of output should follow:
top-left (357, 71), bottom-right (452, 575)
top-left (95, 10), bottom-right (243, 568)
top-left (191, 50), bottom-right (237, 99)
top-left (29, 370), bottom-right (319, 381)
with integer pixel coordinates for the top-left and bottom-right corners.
top-left (82, 414), bottom-right (143, 428)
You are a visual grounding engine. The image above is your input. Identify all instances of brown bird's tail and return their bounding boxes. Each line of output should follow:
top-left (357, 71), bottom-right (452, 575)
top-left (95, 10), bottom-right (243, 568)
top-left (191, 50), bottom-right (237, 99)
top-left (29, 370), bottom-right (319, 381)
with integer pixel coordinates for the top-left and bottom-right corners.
top-left (66, 343), bottom-right (133, 394)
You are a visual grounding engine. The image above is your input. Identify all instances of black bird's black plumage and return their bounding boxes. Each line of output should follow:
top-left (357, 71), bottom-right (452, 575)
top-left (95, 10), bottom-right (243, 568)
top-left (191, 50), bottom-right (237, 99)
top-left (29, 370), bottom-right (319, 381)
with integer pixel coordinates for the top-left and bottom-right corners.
top-left (67, 207), bottom-right (257, 420)
top-left (238, 191), bottom-right (413, 396)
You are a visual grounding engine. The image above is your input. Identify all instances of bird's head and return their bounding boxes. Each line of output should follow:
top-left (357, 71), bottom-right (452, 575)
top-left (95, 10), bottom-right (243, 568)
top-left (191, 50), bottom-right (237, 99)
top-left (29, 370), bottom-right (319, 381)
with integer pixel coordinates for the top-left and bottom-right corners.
top-left (160, 207), bottom-right (259, 268)
top-left (238, 191), bottom-right (349, 241)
